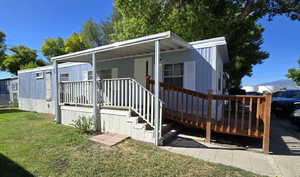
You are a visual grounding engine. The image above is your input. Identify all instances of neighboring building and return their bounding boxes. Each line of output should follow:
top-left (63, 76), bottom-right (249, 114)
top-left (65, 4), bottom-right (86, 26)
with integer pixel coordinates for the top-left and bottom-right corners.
top-left (243, 85), bottom-right (284, 93)
top-left (0, 77), bottom-right (18, 106)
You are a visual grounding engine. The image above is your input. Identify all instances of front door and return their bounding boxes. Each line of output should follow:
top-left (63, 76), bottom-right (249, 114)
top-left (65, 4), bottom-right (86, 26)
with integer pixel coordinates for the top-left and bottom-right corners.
top-left (134, 57), bottom-right (152, 86)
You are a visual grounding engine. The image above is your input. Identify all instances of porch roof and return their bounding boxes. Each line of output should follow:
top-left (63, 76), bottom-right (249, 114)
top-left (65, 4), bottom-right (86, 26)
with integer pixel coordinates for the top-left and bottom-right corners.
top-left (51, 31), bottom-right (192, 63)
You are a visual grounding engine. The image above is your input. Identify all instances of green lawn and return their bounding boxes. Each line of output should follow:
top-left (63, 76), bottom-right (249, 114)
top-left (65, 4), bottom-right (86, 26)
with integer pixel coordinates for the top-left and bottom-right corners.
top-left (0, 107), bottom-right (262, 177)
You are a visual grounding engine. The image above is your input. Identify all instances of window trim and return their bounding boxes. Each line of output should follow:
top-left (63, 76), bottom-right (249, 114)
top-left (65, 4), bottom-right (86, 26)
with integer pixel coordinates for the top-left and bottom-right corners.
top-left (35, 72), bottom-right (44, 79)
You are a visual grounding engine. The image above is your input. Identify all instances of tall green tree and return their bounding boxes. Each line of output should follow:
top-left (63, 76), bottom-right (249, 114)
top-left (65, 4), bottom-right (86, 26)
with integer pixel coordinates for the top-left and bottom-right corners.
top-left (80, 13), bottom-right (119, 47)
top-left (80, 19), bottom-right (104, 47)
top-left (0, 31), bottom-right (6, 66)
top-left (64, 33), bottom-right (90, 53)
top-left (287, 58), bottom-right (300, 86)
top-left (113, 0), bottom-right (299, 87)
top-left (2, 45), bottom-right (46, 75)
top-left (41, 37), bottom-right (66, 61)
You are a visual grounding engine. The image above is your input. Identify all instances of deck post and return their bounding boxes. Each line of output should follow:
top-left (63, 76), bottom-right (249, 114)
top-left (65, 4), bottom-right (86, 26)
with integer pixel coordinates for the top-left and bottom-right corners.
top-left (53, 60), bottom-right (61, 123)
top-left (154, 40), bottom-right (160, 146)
top-left (92, 53), bottom-right (100, 131)
top-left (206, 89), bottom-right (213, 142)
top-left (263, 93), bottom-right (272, 153)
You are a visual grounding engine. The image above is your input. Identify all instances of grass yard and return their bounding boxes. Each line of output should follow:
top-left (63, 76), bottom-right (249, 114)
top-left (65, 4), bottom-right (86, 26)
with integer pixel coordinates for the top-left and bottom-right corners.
top-left (0, 107), bottom-right (262, 177)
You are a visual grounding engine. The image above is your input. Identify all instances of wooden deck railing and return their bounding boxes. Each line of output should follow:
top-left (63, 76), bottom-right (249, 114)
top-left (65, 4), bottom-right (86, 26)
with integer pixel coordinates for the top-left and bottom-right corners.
top-left (146, 77), bottom-right (272, 153)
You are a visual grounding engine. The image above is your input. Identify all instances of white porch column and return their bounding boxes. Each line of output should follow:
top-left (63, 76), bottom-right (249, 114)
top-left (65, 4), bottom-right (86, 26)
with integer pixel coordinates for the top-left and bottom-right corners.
top-left (154, 40), bottom-right (160, 146)
top-left (53, 60), bottom-right (61, 123)
top-left (92, 53), bottom-right (100, 131)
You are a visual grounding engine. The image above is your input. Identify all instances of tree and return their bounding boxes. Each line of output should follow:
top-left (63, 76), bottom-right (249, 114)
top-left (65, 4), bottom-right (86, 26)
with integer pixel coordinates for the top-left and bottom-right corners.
top-left (2, 45), bottom-right (46, 75)
top-left (80, 15), bottom-right (119, 47)
top-left (80, 19), bottom-right (104, 47)
top-left (0, 31), bottom-right (6, 66)
top-left (41, 37), bottom-right (66, 61)
top-left (287, 58), bottom-right (300, 86)
top-left (64, 33), bottom-right (90, 53)
top-left (112, 0), bottom-right (299, 87)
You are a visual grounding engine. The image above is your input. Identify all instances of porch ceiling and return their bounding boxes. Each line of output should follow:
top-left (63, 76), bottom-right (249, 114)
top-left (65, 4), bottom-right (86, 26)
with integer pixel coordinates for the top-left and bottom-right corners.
top-left (51, 31), bottom-right (192, 63)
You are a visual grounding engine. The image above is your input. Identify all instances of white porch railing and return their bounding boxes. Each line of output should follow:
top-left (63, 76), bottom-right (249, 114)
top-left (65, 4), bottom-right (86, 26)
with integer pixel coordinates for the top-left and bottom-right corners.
top-left (60, 80), bottom-right (93, 105)
top-left (59, 78), bottom-right (162, 137)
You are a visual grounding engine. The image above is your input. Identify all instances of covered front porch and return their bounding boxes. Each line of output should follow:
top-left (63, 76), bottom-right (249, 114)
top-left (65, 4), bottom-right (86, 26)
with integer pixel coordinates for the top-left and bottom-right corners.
top-left (52, 31), bottom-right (192, 146)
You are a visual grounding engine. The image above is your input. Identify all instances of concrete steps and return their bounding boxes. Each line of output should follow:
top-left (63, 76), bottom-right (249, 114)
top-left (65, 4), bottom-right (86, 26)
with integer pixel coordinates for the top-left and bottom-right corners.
top-left (128, 110), bottom-right (178, 144)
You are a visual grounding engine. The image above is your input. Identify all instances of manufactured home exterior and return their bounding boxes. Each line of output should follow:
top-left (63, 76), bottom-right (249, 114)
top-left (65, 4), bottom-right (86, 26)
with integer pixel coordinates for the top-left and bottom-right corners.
top-left (18, 35), bottom-right (228, 115)
top-left (16, 32), bottom-right (271, 152)
top-left (0, 77), bottom-right (18, 106)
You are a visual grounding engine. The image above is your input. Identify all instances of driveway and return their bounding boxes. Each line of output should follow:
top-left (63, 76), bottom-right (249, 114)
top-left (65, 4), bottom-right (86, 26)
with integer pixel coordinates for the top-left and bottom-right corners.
top-left (161, 117), bottom-right (300, 177)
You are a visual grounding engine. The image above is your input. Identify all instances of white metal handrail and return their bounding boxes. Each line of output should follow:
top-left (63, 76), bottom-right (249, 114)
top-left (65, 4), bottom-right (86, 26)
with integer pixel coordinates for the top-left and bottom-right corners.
top-left (59, 78), bottom-right (163, 140)
top-left (102, 78), bottom-right (162, 131)
top-left (60, 80), bottom-right (93, 105)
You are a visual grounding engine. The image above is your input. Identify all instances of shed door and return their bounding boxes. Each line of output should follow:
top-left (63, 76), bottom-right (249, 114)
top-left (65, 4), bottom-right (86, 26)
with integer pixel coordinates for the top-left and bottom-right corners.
top-left (45, 72), bottom-right (52, 101)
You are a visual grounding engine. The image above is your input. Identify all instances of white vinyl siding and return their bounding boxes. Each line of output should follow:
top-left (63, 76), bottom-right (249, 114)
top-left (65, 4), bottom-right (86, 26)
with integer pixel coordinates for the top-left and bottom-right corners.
top-left (183, 61), bottom-right (196, 90)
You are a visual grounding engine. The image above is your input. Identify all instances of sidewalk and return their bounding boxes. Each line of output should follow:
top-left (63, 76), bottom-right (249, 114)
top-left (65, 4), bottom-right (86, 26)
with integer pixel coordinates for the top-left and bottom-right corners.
top-left (161, 118), bottom-right (300, 177)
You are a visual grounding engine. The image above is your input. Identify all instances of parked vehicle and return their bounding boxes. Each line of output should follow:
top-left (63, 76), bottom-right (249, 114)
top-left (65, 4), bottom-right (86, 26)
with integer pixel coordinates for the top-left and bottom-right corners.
top-left (272, 90), bottom-right (300, 120)
top-left (246, 91), bottom-right (261, 95)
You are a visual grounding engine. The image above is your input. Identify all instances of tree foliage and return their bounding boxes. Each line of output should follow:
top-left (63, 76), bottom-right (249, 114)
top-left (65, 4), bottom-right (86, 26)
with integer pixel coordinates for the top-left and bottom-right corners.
top-left (41, 37), bottom-right (66, 61)
top-left (112, 0), bottom-right (299, 87)
top-left (287, 58), bottom-right (300, 86)
top-left (64, 33), bottom-right (91, 53)
top-left (80, 19), bottom-right (104, 47)
top-left (0, 31), bottom-right (6, 66)
top-left (2, 46), bottom-right (46, 75)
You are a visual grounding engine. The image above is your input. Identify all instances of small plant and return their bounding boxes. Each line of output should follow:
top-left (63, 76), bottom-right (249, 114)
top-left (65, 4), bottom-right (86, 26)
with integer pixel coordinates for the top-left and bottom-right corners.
top-left (72, 116), bottom-right (94, 133)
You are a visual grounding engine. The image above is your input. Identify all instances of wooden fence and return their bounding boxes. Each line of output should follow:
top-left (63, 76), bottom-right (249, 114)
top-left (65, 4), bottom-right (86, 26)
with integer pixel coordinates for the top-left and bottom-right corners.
top-left (146, 77), bottom-right (272, 153)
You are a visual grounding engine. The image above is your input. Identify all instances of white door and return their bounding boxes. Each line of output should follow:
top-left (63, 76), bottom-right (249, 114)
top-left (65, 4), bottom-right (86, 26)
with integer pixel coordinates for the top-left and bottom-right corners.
top-left (134, 57), bottom-right (152, 86)
top-left (45, 72), bottom-right (52, 101)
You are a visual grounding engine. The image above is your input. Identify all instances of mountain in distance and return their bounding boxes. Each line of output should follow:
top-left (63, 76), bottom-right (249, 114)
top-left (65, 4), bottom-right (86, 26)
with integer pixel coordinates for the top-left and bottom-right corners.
top-left (259, 79), bottom-right (299, 89)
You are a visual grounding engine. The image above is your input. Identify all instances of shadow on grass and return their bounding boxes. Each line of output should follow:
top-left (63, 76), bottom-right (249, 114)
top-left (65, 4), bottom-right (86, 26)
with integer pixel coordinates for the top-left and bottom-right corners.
top-left (0, 108), bottom-right (25, 114)
top-left (0, 154), bottom-right (34, 177)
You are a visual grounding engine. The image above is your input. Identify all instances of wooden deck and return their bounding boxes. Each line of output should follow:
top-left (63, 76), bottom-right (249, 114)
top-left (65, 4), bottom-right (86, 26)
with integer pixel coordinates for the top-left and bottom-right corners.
top-left (146, 77), bottom-right (272, 153)
top-left (163, 108), bottom-right (264, 138)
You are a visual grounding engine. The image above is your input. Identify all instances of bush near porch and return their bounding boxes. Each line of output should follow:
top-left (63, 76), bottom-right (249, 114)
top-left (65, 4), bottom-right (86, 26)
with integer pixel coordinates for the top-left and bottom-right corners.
top-left (0, 107), bottom-right (263, 177)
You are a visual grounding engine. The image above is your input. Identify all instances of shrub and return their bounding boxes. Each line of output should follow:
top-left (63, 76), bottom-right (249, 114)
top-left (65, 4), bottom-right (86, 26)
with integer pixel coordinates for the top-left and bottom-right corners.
top-left (72, 116), bottom-right (94, 133)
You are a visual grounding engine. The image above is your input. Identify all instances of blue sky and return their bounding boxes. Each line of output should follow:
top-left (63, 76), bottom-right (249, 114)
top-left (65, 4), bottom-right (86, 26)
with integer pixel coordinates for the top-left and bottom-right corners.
top-left (0, 0), bottom-right (299, 86)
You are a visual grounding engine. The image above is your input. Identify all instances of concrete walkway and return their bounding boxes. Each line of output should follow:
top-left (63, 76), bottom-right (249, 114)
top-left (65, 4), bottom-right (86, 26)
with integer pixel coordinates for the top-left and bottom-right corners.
top-left (161, 118), bottom-right (300, 177)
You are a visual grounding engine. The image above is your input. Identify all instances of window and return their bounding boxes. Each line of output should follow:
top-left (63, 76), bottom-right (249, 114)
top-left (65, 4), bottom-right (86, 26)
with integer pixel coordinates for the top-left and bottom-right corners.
top-left (87, 69), bottom-right (112, 80)
top-left (60, 73), bottom-right (69, 82)
top-left (35, 72), bottom-right (43, 79)
top-left (163, 63), bottom-right (184, 87)
top-left (11, 83), bottom-right (18, 91)
top-left (218, 73), bottom-right (222, 91)
top-left (100, 69), bottom-right (112, 79)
